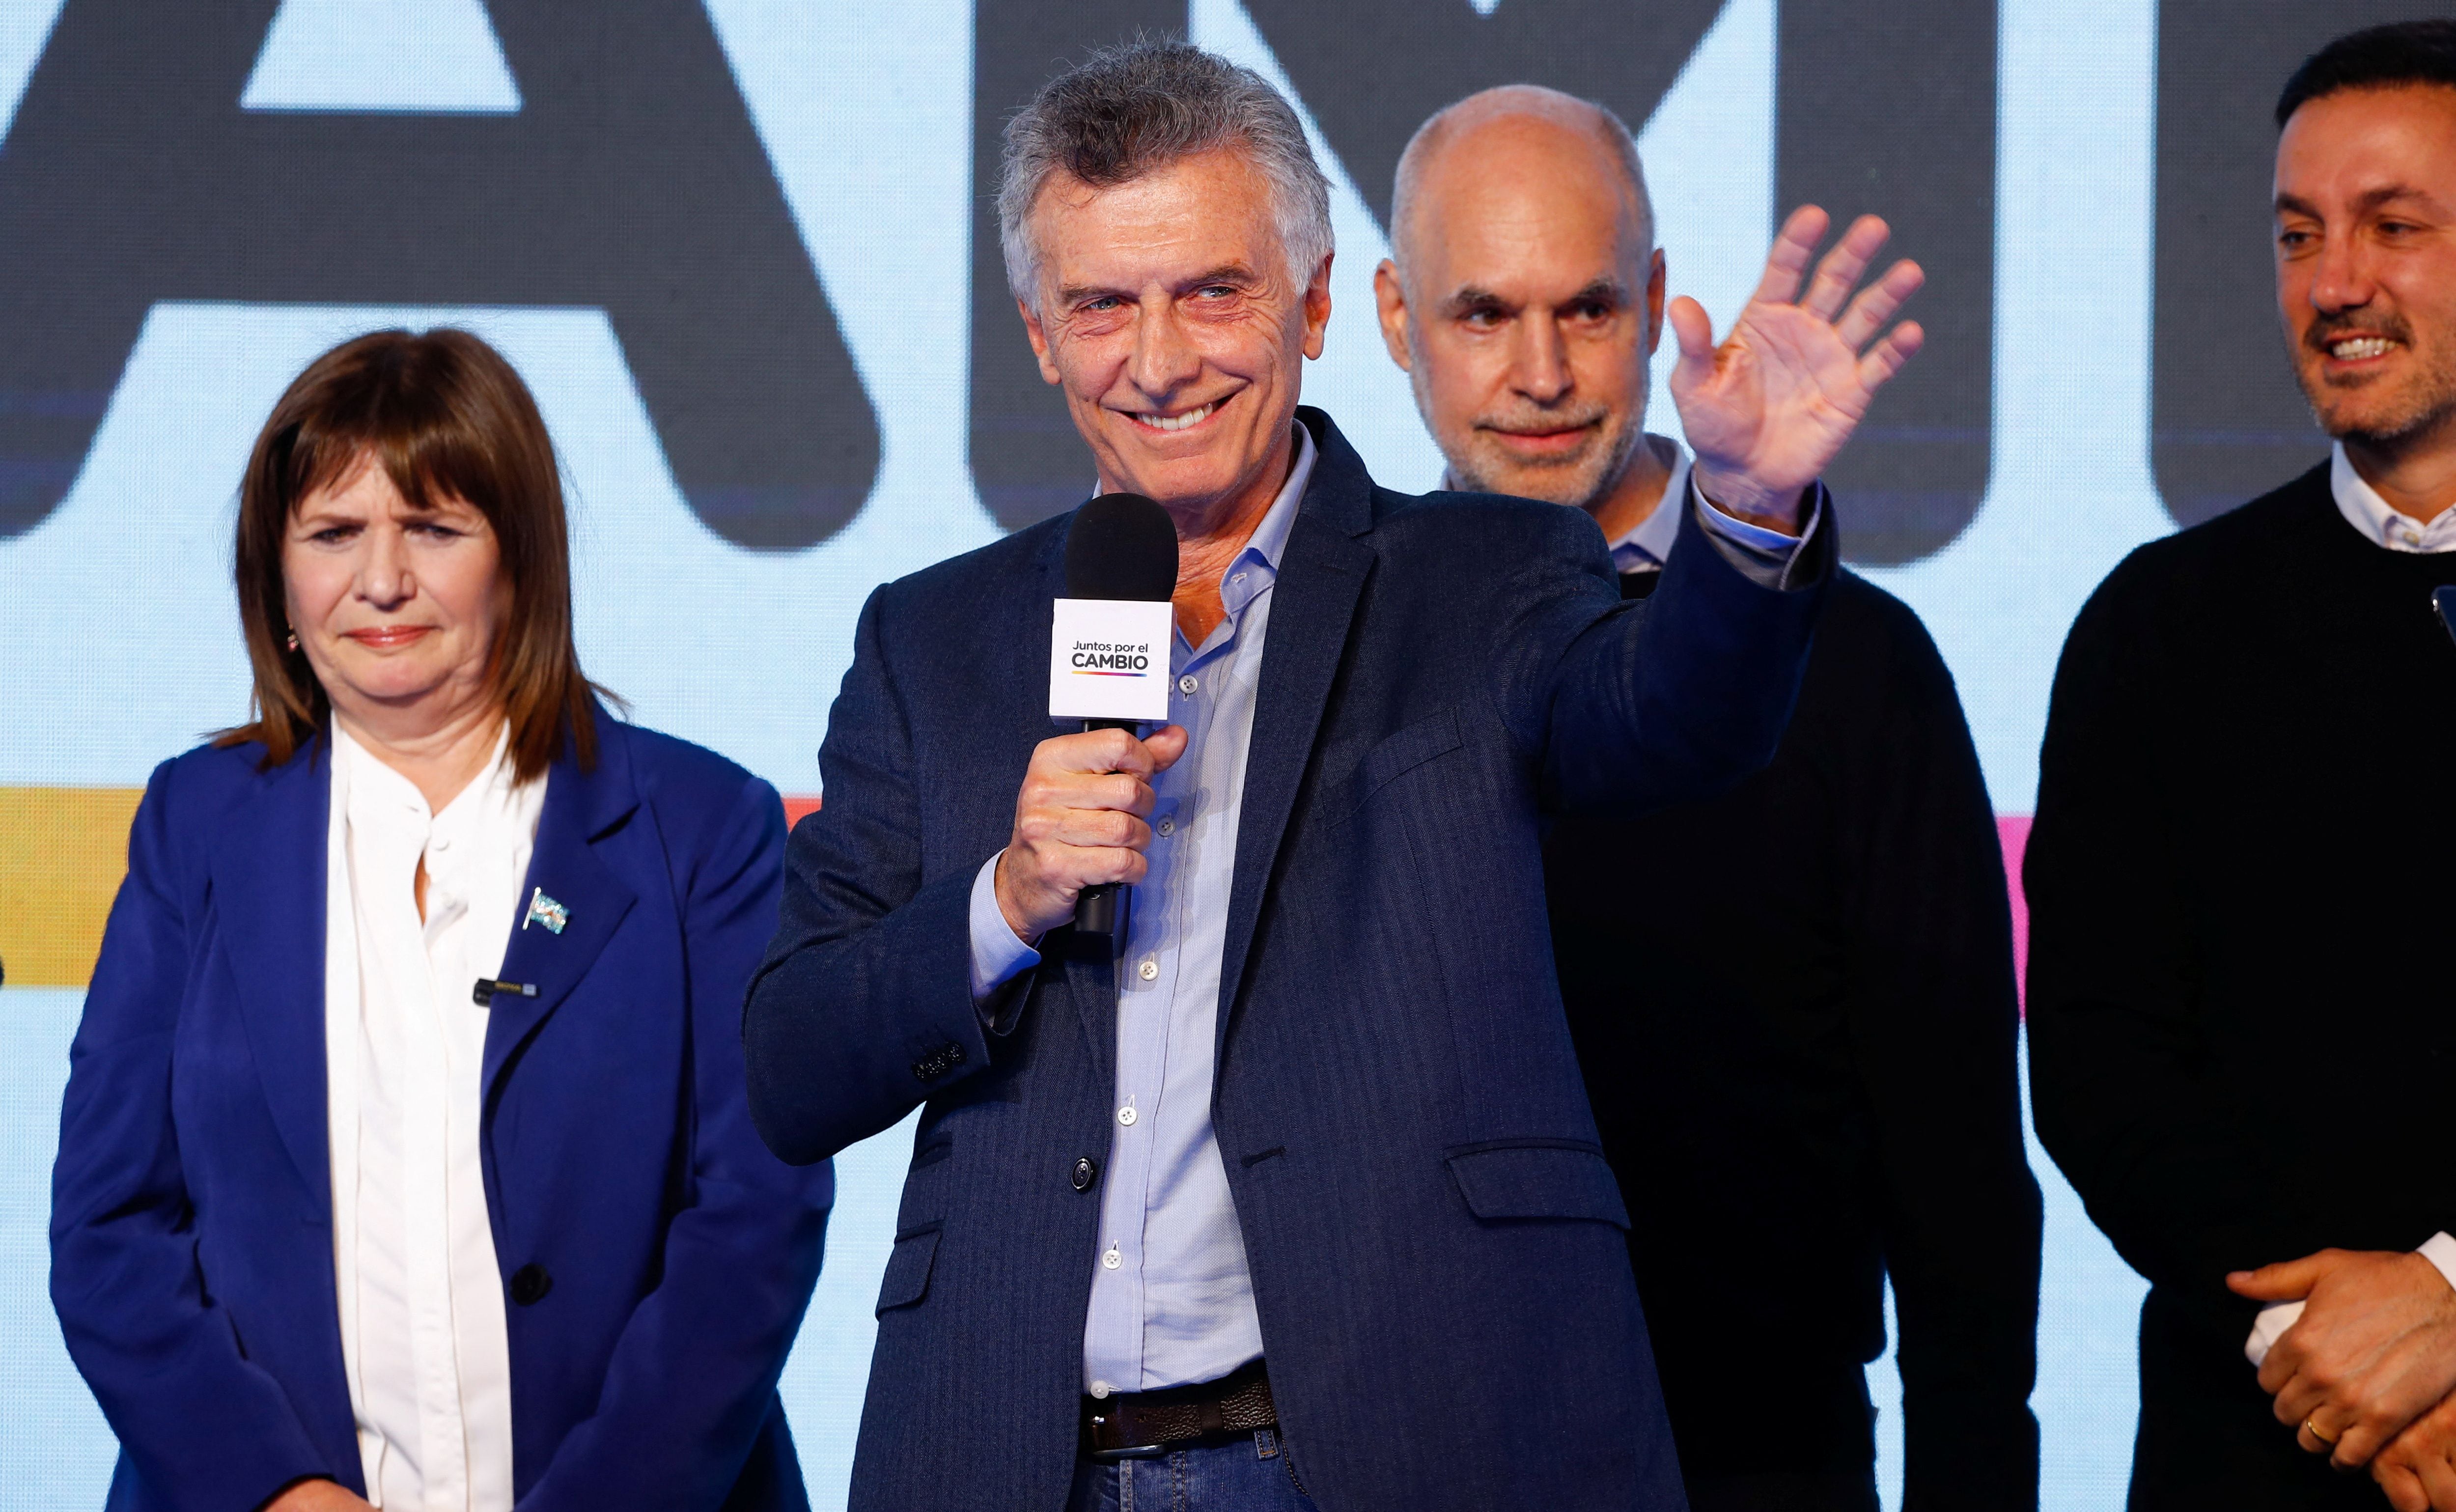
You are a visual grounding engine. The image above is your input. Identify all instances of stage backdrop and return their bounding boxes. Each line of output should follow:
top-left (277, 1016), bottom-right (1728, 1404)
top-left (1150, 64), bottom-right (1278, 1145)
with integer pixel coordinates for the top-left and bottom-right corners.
top-left (0, 0), bottom-right (2378, 1505)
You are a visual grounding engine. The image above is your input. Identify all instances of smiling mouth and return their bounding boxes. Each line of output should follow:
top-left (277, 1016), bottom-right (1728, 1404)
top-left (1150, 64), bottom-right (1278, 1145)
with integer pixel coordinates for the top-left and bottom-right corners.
top-left (1127, 399), bottom-right (1220, 433)
top-left (2327, 336), bottom-right (2400, 361)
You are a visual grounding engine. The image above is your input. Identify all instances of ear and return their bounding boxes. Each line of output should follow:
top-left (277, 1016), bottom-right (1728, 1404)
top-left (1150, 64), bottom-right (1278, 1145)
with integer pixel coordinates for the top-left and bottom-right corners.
top-left (1301, 252), bottom-right (1335, 361)
top-left (1373, 259), bottom-right (1413, 372)
top-left (1644, 248), bottom-right (1668, 360)
top-left (1018, 297), bottom-right (1063, 386)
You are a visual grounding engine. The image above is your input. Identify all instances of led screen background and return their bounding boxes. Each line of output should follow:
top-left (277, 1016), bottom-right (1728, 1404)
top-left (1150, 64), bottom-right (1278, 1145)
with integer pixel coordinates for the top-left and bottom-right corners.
top-left (0, 0), bottom-right (2366, 1505)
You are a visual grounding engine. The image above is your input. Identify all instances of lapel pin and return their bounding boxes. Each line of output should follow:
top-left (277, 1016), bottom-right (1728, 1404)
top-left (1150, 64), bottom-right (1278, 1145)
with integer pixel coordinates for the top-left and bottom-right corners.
top-left (524, 887), bottom-right (569, 935)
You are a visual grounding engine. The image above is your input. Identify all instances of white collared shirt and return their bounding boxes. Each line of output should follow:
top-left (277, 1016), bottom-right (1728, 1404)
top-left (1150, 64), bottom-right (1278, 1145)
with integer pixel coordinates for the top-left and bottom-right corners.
top-left (324, 724), bottom-right (542, 1511)
top-left (2332, 442), bottom-right (2456, 554)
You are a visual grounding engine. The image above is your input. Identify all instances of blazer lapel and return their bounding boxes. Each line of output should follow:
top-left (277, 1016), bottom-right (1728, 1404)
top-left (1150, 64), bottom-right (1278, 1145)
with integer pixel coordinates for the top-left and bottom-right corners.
top-left (211, 746), bottom-right (335, 1211)
top-left (482, 726), bottom-right (640, 1106)
top-left (1214, 411), bottom-right (1375, 1053)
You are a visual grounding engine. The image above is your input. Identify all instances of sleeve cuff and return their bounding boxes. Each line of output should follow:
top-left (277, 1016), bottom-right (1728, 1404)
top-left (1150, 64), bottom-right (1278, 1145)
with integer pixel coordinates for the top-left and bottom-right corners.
top-left (968, 851), bottom-right (1041, 1002)
top-left (1691, 479), bottom-right (1827, 592)
top-left (2420, 1232), bottom-right (2456, 1295)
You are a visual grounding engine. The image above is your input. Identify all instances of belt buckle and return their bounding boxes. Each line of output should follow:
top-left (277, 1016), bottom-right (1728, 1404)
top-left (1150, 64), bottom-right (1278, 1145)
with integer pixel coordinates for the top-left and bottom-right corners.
top-left (1088, 1442), bottom-right (1169, 1462)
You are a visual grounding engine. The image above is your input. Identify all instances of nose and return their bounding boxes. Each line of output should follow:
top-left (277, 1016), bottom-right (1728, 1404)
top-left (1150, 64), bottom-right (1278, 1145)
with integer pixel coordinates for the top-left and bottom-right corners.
top-left (357, 523), bottom-right (415, 609)
top-left (2309, 227), bottom-right (2376, 315)
top-left (1510, 315), bottom-right (1574, 405)
top-left (1128, 297), bottom-right (1203, 402)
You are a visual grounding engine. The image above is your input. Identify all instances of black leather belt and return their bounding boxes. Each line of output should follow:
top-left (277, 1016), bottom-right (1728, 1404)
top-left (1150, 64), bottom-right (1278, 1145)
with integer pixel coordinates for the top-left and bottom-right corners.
top-left (1082, 1358), bottom-right (1277, 1460)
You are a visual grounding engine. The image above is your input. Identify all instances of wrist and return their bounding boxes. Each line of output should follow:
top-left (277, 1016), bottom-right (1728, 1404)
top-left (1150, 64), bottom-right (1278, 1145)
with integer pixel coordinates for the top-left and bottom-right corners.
top-left (991, 850), bottom-right (1045, 945)
top-left (1691, 463), bottom-right (1806, 534)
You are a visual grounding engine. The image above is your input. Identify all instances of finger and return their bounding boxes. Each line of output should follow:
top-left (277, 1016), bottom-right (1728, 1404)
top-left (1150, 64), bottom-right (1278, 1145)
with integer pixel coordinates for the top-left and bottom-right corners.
top-left (1750, 204), bottom-right (1830, 306)
top-left (1045, 726), bottom-right (1150, 778)
top-left (1144, 724), bottom-right (1191, 771)
top-left (1049, 808), bottom-right (1152, 853)
top-left (1667, 296), bottom-right (1716, 392)
top-left (1835, 258), bottom-right (1926, 350)
top-left (2378, 1459), bottom-right (2430, 1512)
top-left (2233, 1255), bottom-right (2330, 1301)
top-left (2417, 1451), bottom-right (2456, 1511)
top-left (1046, 771), bottom-right (1155, 817)
top-left (1800, 214), bottom-right (1890, 323)
top-left (1854, 320), bottom-right (1925, 393)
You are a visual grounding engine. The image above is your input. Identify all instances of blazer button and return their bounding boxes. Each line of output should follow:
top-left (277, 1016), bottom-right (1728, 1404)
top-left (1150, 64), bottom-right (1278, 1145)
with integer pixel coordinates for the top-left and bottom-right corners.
top-left (510, 1263), bottom-right (554, 1306)
top-left (1071, 1156), bottom-right (1098, 1193)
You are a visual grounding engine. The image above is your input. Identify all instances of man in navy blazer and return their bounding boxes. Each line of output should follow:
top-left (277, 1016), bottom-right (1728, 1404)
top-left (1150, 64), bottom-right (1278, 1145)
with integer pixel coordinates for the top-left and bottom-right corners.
top-left (52, 717), bottom-right (834, 1511)
top-left (744, 42), bottom-right (1925, 1512)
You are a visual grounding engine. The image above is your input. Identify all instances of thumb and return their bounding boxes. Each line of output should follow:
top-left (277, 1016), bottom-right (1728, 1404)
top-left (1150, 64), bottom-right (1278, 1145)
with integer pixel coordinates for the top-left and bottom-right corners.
top-left (2230, 1255), bottom-right (2328, 1301)
top-left (1142, 724), bottom-right (1191, 772)
top-left (1667, 296), bottom-right (1717, 395)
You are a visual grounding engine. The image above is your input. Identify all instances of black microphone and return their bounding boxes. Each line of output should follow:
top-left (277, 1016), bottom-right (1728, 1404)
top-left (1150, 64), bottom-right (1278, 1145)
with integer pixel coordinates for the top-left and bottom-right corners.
top-left (1054, 492), bottom-right (1178, 939)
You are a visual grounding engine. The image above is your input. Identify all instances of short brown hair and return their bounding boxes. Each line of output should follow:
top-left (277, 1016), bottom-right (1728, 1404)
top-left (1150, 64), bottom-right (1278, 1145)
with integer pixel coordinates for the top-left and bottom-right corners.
top-left (219, 328), bottom-right (609, 781)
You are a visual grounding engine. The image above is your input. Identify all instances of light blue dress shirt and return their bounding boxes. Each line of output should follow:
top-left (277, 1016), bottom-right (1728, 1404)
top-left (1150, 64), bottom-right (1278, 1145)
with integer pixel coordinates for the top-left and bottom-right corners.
top-left (968, 421), bottom-right (1814, 1396)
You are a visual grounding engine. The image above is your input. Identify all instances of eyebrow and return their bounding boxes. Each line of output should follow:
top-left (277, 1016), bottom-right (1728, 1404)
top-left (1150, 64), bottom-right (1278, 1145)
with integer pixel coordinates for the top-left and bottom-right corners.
top-left (1438, 277), bottom-right (1628, 319)
top-left (1054, 263), bottom-right (1262, 308)
top-left (2276, 184), bottom-right (2450, 218)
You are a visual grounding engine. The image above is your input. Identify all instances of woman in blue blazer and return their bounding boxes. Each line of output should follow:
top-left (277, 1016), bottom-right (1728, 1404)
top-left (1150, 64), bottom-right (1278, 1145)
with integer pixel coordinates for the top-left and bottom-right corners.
top-left (49, 329), bottom-right (833, 1512)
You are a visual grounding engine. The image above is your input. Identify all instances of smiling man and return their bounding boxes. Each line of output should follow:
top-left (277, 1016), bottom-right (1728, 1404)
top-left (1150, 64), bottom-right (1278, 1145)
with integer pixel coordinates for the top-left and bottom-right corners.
top-left (744, 39), bottom-right (1921, 1512)
top-left (1374, 86), bottom-right (2041, 1512)
top-left (2028, 20), bottom-right (2456, 1512)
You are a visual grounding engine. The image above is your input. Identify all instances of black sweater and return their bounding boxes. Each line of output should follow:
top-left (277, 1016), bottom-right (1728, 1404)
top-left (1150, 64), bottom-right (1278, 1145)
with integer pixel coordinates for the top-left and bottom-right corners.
top-left (1546, 569), bottom-right (2042, 1507)
top-left (2027, 463), bottom-right (2456, 1503)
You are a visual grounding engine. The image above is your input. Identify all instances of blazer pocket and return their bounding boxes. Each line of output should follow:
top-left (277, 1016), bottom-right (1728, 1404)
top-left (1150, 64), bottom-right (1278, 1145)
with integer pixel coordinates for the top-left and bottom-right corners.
top-left (875, 1225), bottom-right (942, 1315)
top-left (1332, 709), bottom-right (1464, 821)
top-left (1444, 1140), bottom-right (1630, 1229)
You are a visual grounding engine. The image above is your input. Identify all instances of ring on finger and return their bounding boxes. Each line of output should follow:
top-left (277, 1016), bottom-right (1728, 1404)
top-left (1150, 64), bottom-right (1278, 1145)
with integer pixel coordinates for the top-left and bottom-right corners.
top-left (2304, 1417), bottom-right (2339, 1450)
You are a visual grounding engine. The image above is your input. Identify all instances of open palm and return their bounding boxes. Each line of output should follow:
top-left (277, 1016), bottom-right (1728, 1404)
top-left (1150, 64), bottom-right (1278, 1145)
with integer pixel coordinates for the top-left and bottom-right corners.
top-left (1670, 206), bottom-right (1926, 529)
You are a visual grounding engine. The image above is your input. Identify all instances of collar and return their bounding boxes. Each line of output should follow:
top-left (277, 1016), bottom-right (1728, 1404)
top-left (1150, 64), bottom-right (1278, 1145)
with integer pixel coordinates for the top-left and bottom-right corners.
top-left (331, 717), bottom-right (521, 826)
top-left (2331, 442), bottom-right (2456, 554)
top-left (1609, 436), bottom-right (1691, 572)
top-left (1095, 421), bottom-right (1316, 628)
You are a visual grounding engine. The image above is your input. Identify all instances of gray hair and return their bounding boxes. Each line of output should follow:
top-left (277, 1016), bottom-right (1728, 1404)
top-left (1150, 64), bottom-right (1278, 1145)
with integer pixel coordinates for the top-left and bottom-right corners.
top-left (1390, 84), bottom-right (1655, 283)
top-left (998, 40), bottom-right (1335, 307)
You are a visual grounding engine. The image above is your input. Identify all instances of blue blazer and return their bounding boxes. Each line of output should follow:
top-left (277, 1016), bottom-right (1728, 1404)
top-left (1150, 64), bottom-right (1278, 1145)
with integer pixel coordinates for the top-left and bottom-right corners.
top-left (52, 715), bottom-right (834, 1512)
top-left (743, 410), bottom-right (1831, 1512)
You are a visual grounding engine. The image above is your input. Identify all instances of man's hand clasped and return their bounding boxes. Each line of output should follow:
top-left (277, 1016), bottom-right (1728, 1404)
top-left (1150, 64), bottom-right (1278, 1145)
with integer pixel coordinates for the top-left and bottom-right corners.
top-left (1669, 204), bottom-right (1926, 533)
top-left (2229, 1248), bottom-right (2456, 1509)
top-left (994, 725), bottom-right (1191, 944)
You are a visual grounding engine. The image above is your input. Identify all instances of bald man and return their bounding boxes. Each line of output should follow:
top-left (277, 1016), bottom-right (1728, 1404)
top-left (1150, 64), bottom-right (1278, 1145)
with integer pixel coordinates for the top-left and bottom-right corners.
top-left (1374, 87), bottom-right (2043, 1512)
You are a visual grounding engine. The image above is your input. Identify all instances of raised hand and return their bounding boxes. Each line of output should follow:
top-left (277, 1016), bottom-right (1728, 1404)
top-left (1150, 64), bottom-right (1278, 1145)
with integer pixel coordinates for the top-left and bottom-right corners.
top-left (2228, 1247), bottom-right (2456, 1470)
top-left (1669, 205), bottom-right (1925, 531)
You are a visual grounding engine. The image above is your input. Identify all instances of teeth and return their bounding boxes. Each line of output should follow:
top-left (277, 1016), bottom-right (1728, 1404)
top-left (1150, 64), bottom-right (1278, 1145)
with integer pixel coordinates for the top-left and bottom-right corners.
top-left (2332, 337), bottom-right (2395, 360)
top-left (1135, 402), bottom-right (1216, 432)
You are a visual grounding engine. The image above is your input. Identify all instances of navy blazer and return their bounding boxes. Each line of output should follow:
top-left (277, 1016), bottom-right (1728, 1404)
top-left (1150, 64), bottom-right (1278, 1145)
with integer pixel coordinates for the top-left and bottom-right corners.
top-left (52, 715), bottom-right (834, 1512)
top-left (743, 410), bottom-right (1829, 1512)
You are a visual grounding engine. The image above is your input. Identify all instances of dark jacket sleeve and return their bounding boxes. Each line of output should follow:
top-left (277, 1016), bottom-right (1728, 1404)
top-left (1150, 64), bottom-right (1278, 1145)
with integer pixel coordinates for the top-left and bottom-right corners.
top-left (1834, 598), bottom-right (2041, 1512)
top-left (50, 761), bottom-right (336, 1512)
top-left (1520, 490), bottom-right (1830, 818)
top-left (520, 769), bottom-right (833, 1512)
top-left (742, 586), bottom-right (998, 1166)
top-left (2025, 556), bottom-right (2272, 1346)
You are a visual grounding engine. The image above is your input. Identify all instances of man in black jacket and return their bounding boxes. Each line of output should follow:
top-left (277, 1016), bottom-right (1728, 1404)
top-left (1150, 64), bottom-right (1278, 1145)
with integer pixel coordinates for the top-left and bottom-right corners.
top-left (2028, 21), bottom-right (2456, 1512)
top-left (1373, 85), bottom-right (2042, 1512)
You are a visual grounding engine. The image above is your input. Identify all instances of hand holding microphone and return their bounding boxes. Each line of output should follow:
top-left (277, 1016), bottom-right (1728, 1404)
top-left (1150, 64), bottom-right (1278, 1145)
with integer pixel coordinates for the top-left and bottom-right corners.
top-left (993, 492), bottom-right (1183, 945)
top-left (993, 723), bottom-right (1188, 943)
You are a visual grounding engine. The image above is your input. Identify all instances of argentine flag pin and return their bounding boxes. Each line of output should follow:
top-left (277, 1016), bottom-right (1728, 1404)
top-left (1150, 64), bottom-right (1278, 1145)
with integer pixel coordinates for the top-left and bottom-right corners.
top-left (524, 887), bottom-right (569, 935)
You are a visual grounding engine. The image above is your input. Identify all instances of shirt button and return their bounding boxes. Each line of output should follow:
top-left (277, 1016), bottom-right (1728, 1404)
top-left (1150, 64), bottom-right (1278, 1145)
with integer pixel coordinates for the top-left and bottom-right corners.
top-left (1178, 674), bottom-right (1199, 695)
top-left (1138, 959), bottom-right (1159, 981)
top-left (1091, 1380), bottom-right (1112, 1399)
top-left (1103, 1245), bottom-right (1122, 1270)
top-left (1117, 1103), bottom-right (1137, 1126)
top-left (432, 837), bottom-right (452, 853)
top-left (1156, 815), bottom-right (1175, 838)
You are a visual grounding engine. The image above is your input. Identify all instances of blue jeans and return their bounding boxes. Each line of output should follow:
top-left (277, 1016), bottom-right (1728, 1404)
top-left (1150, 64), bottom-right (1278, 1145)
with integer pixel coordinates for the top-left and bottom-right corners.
top-left (1064, 1428), bottom-right (1321, 1512)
